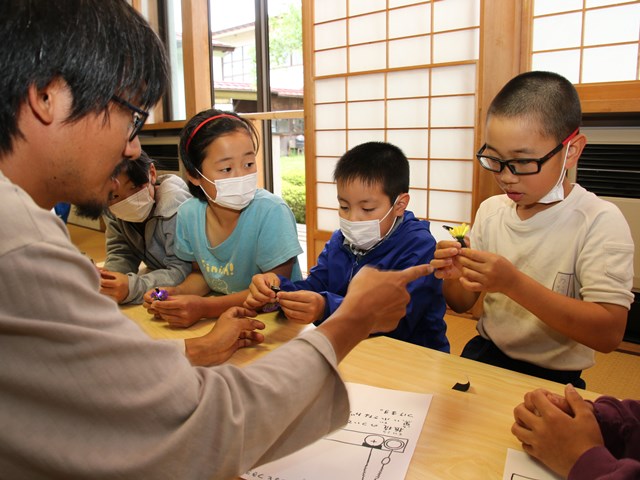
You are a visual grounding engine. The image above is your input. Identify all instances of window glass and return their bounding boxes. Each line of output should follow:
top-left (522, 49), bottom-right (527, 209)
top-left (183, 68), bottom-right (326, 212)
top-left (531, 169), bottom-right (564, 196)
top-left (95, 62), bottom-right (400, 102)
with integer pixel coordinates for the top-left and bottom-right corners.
top-left (210, 0), bottom-right (257, 112)
top-left (267, 0), bottom-right (305, 230)
top-left (165, 0), bottom-right (186, 120)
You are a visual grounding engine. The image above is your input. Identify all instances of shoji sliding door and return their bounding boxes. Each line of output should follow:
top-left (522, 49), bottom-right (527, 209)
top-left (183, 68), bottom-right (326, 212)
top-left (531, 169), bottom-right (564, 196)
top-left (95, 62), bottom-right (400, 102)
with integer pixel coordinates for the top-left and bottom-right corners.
top-left (304, 0), bottom-right (480, 265)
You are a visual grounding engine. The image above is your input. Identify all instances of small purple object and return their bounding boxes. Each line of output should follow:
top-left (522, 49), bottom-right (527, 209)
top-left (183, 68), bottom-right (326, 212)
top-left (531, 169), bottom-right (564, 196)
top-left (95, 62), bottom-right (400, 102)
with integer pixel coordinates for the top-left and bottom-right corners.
top-left (151, 288), bottom-right (169, 301)
top-left (261, 302), bottom-right (280, 313)
top-left (261, 285), bottom-right (281, 313)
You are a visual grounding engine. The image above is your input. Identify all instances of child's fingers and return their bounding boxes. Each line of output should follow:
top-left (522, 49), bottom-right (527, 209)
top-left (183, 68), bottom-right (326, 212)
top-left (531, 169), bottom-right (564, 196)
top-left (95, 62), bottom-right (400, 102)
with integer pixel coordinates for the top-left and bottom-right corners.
top-left (249, 281), bottom-right (274, 303)
top-left (432, 246), bottom-right (462, 259)
top-left (563, 385), bottom-right (588, 417)
top-left (280, 306), bottom-right (315, 324)
top-left (243, 294), bottom-right (265, 310)
top-left (99, 278), bottom-right (117, 289)
top-left (150, 300), bottom-right (183, 314)
top-left (277, 296), bottom-right (310, 312)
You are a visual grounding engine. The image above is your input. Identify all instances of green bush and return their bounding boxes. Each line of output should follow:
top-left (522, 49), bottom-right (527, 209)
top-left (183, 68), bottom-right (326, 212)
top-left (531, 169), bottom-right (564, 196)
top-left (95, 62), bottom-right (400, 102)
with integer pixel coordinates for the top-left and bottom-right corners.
top-left (283, 171), bottom-right (305, 187)
top-left (282, 172), bottom-right (306, 224)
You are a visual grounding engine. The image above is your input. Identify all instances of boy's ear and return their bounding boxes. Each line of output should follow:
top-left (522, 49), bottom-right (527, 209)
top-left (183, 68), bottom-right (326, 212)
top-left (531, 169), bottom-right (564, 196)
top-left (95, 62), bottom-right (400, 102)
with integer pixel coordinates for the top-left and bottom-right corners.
top-left (565, 133), bottom-right (587, 170)
top-left (149, 163), bottom-right (158, 185)
top-left (393, 192), bottom-right (410, 215)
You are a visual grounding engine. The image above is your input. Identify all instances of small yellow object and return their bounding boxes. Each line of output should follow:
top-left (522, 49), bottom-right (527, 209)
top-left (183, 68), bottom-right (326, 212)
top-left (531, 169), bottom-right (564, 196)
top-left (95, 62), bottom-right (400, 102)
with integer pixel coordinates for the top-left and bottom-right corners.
top-left (449, 223), bottom-right (469, 241)
top-left (443, 223), bottom-right (469, 244)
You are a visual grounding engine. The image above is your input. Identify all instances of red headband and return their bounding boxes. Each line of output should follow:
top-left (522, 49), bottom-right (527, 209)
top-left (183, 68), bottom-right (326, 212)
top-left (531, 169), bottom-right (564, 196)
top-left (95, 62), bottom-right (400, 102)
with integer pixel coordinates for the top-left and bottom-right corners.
top-left (185, 114), bottom-right (240, 154)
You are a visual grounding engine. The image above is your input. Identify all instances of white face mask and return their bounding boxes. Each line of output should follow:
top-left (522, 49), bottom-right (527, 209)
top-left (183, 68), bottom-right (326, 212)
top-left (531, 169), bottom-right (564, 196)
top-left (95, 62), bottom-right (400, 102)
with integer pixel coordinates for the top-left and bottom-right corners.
top-left (196, 170), bottom-right (257, 210)
top-left (538, 141), bottom-right (571, 204)
top-left (339, 202), bottom-right (397, 251)
top-left (109, 185), bottom-right (155, 222)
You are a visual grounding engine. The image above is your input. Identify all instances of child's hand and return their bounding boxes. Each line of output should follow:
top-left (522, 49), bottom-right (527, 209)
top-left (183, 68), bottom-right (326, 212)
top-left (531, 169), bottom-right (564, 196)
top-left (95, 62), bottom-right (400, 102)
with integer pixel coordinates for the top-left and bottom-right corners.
top-left (511, 385), bottom-right (603, 478)
top-left (150, 294), bottom-right (205, 328)
top-left (142, 286), bottom-right (178, 314)
top-left (185, 307), bottom-right (265, 366)
top-left (277, 290), bottom-right (326, 324)
top-left (99, 270), bottom-right (130, 304)
top-left (244, 273), bottom-right (280, 310)
top-left (457, 249), bottom-right (519, 294)
top-left (431, 240), bottom-right (467, 280)
top-left (522, 389), bottom-right (571, 417)
top-left (521, 388), bottom-right (594, 418)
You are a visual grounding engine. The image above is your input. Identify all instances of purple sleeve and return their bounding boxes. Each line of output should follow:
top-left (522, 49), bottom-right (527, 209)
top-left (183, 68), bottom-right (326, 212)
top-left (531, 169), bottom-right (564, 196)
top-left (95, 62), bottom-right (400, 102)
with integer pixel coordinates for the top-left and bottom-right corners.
top-left (569, 397), bottom-right (640, 479)
top-left (569, 446), bottom-right (640, 480)
top-left (593, 397), bottom-right (640, 460)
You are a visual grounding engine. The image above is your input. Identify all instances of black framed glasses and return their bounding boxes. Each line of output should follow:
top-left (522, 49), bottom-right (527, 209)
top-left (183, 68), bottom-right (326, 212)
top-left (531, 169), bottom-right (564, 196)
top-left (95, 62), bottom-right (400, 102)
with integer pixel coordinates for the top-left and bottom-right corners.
top-left (476, 128), bottom-right (579, 175)
top-left (111, 95), bottom-right (149, 142)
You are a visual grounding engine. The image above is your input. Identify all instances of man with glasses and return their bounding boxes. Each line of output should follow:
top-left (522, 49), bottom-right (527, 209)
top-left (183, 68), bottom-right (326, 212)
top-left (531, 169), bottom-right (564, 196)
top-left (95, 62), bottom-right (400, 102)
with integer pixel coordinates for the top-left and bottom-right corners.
top-left (431, 71), bottom-right (634, 388)
top-left (111, 94), bottom-right (150, 142)
top-left (0, 1), bottom-right (432, 478)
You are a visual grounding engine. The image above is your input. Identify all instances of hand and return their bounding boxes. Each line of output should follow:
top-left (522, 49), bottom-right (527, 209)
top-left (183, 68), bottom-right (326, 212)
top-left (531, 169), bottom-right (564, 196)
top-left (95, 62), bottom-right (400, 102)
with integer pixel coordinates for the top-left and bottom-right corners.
top-left (431, 240), bottom-right (467, 280)
top-left (278, 290), bottom-right (326, 324)
top-left (99, 270), bottom-right (130, 303)
top-left (522, 388), bottom-right (579, 417)
top-left (244, 272), bottom-right (280, 310)
top-left (511, 385), bottom-right (603, 478)
top-left (142, 286), bottom-right (179, 315)
top-left (342, 264), bottom-right (434, 335)
top-left (456, 248), bottom-right (520, 294)
top-left (317, 264), bottom-right (434, 361)
top-left (150, 294), bottom-right (205, 328)
top-left (185, 307), bottom-right (265, 366)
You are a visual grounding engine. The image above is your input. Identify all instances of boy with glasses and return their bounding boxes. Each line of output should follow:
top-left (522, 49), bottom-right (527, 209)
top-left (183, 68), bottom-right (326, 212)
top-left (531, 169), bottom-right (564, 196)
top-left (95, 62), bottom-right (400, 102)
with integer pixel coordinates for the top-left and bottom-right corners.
top-left (432, 71), bottom-right (634, 388)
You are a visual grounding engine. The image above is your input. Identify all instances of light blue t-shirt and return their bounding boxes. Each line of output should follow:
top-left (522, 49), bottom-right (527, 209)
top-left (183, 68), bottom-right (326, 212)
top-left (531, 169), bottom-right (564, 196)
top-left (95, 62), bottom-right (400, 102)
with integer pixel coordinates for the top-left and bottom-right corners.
top-left (175, 189), bottom-right (302, 294)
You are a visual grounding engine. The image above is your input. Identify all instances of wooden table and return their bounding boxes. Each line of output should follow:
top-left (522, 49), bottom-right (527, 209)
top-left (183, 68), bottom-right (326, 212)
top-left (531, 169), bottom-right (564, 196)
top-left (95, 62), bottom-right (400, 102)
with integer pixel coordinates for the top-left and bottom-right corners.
top-left (121, 305), bottom-right (602, 480)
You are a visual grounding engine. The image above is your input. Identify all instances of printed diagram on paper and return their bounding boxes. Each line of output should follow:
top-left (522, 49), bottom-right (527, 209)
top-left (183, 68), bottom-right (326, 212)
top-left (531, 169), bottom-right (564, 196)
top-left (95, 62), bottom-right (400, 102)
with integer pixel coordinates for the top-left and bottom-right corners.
top-left (503, 449), bottom-right (563, 480)
top-left (243, 383), bottom-right (433, 480)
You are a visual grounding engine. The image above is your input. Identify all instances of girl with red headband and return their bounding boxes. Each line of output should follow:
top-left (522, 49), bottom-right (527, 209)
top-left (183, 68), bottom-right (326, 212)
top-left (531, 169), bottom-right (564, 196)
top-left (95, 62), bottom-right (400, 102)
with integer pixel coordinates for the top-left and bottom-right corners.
top-left (143, 109), bottom-right (302, 328)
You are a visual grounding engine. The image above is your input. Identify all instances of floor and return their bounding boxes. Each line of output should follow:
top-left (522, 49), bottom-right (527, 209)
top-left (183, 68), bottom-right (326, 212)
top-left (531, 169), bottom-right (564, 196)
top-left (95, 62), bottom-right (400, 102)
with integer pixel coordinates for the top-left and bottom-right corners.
top-left (67, 223), bottom-right (640, 400)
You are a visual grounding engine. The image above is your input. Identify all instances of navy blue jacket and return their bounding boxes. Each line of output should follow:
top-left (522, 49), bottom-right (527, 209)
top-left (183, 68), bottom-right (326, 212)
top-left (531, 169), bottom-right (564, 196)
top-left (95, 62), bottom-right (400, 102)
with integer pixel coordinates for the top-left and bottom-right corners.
top-left (279, 211), bottom-right (449, 352)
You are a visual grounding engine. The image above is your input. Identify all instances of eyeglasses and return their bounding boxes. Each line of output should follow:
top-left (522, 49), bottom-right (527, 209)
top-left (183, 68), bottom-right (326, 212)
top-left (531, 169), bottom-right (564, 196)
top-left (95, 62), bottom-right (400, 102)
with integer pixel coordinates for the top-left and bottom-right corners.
top-left (476, 128), bottom-right (579, 176)
top-left (111, 95), bottom-right (149, 142)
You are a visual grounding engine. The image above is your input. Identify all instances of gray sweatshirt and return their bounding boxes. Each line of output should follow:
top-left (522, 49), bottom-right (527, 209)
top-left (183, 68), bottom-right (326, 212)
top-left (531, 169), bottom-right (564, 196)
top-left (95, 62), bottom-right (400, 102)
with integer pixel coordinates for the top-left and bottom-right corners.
top-left (103, 174), bottom-right (193, 304)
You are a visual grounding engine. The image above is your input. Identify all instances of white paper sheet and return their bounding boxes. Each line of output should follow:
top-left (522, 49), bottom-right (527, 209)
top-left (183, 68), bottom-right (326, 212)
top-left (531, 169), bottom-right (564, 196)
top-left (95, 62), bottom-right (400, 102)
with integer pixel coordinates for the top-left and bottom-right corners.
top-left (503, 448), bottom-right (563, 480)
top-left (243, 382), bottom-right (433, 480)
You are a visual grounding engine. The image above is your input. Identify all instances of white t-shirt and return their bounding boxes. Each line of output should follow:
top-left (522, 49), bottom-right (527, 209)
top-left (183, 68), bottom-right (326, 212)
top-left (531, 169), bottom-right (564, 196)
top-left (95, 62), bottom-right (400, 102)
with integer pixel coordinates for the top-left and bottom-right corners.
top-left (471, 184), bottom-right (634, 370)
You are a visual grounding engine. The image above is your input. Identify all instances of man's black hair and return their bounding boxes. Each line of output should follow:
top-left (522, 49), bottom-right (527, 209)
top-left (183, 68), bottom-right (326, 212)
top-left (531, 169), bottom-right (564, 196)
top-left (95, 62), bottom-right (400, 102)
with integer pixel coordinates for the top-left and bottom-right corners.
top-left (0, 0), bottom-right (169, 155)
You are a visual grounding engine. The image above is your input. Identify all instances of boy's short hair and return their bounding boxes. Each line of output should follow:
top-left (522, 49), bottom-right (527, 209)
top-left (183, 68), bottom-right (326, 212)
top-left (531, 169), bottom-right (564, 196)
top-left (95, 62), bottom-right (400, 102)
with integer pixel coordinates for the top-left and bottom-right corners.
top-left (124, 150), bottom-right (155, 187)
top-left (333, 142), bottom-right (409, 203)
top-left (487, 71), bottom-right (582, 143)
top-left (0, 0), bottom-right (168, 155)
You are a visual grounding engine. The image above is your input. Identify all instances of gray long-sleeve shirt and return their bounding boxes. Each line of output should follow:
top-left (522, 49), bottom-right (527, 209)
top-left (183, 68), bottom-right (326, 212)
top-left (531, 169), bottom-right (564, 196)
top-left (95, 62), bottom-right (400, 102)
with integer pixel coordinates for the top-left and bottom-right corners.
top-left (0, 170), bottom-right (350, 479)
top-left (102, 174), bottom-right (193, 304)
